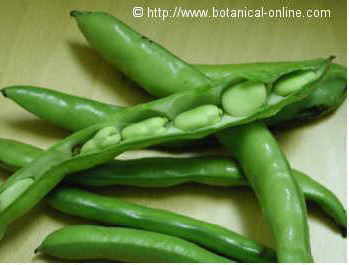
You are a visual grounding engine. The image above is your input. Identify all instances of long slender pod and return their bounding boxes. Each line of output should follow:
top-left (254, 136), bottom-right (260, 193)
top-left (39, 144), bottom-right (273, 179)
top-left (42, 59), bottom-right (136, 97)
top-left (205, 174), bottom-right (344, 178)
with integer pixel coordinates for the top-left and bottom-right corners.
top-left (3, 64), bottom-right (345, 132)
top-left (36, 225), bottom-right (231, 262)
top-left (70, 11), bottom-right (335, 262)
top-left (70, 10), bottom-right (212, 97)
top-left (1, 86), bottom-right (121, 132)
top-left (219, 123), bottom-right (313, 262)
top-left (0, 138), bottom-right (346, 231)
top-left (0, 56), bottom-right (330, 240)
top-left (46, 187), bottom-right (276, 262)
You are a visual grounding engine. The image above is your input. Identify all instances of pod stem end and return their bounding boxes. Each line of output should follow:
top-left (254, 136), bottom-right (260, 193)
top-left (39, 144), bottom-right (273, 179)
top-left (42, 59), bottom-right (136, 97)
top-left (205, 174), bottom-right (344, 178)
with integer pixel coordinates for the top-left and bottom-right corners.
top-left (340, 227), bottom-right (347, 238)
top-left (70, 10), bottom-right (85, 17)
top-left (1, 88), bottom-right (8, 98)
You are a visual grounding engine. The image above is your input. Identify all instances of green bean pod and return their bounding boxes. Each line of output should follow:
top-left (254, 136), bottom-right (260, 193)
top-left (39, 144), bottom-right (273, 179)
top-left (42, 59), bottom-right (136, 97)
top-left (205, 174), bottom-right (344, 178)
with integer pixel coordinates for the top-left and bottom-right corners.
top-left (195, 63), bottom-right (346, 127)
top-left (3, 63), bottom-right (345, 134)
top-left (266, 63), bottom-right (347, 127)
top-left (71, 10), bottom-right (344, 262)
top-left (3, 10), bottom-right (345, 134)
top-left (69, 11), bottom-right (342, 262)
top-left (0, 10), bottom-right (333, 240)
top-left (0, 138), bottom-right (345, 231)
top-left (3, 57), bottom-right (332, 141)
top-left (71, 10), bottom-right (211, 97)
top-left (46, 187), bottom-right (275, 262)
top-left (70, 161), bottom-right (348, 233)
top-left (293, 170), bottom-right (347, 233)
top-left (36, 225), bottom-right (231, 262)
top-left (0, 139), bottom-right (42, 171)
top-left (0, 56), bottom-right (330, 240)
top-left (1, 86), bottom-right (121, 132)
top-left (1, 59), bottom-right (333, 146)
top-left (219, 122), bottom-right (313, 262)
top-left (0, 54), bottom-right (332, 238)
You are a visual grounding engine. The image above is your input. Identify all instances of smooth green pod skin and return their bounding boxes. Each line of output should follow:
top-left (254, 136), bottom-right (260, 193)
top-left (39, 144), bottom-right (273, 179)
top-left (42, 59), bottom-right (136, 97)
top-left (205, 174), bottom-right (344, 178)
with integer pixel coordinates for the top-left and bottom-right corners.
top-left (218, 122), bottom-right (313, 262)
top-left (71, 11), bottom-right (211, 98)
top-left (65, 11), bottom-right (342, 262)
top-left (2, 59), bottom-right (333, 131)
top-left (293, 170), bottom-right (347, 233)
top-left (1, 85), bottom-right (121, 132)
top-left (0, 149), bottom-right (71, 240)
top-left (1, 64), bottom-right (344, 152)
top-left (0, 60), bottom-right (329, 240)
top-left (0, 179), bottom-right (34, 211)
top-left (37, 225), bottom-right (231, 263)
top-left (0, 138), bottom-right (346, 231)
top-left (46, 187), bottom-right (275, 262)
top-left (74, 13), bottom-right (327, 261)
top-left (2, 63), bottom-right (344, 134)
top-left (82, 14), bottom-right (332, 261)
top-left (0, 139), bottom-right (42, 171)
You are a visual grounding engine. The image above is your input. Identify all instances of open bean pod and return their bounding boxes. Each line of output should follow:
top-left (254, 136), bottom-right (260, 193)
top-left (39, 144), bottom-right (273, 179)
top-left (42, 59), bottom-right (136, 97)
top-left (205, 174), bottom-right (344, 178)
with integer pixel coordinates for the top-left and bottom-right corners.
top-left (0, 56), bottom-right (332, 239)
top-left (0, 138), bottom-right (346, 232)
top-left (2, 63), bottom-right (346, 135)
top-left (75, 57), bottom-right (332, 156)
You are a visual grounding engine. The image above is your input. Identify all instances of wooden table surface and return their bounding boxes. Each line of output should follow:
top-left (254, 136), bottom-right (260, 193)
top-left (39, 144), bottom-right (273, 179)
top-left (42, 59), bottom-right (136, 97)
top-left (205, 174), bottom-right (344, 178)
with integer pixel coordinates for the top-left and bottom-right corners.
top-left (0, 0), bottom-right (346, 262)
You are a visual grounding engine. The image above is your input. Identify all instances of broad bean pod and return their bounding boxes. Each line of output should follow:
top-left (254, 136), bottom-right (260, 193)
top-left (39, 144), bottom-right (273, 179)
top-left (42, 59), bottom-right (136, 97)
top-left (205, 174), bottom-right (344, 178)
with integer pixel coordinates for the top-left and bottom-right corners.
top-left (3, 11), bottom-right (345, 134)
top-left (0, 138), bottom-right (346, 232)
top-left (69, 9), bottom-right (345, 133)
top-left (219, 123), bottom-right (313, 262)
top-left (2, 64), bottom-right (345, 133)
top-left (0, 56), bottom-right (331, 239)
top-left (36, 225), bottom-right (231, 262)
top-left (71, 10), bottom-right (212, 97)
top-left (71, 11), bottom-right (339, 262)
top-left (45, 187), bottom-right (275, 262)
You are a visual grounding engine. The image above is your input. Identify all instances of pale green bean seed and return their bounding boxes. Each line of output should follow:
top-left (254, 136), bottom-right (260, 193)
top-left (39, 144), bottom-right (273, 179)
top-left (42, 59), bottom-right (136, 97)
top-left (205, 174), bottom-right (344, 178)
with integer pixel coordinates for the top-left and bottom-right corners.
top-left (222, 81), bottom-right (266, 117)
top-left (94, 126), bottom-right (119, 139)
top-left (81, 127), bottom-right (121, 153)
top-left (274, 70), bottom-right (317, 96)
top-left (80, 139), bottom-right (98, 154)
top-left (122, 117), bottom-right (168, 140)
top-left (174, 105), bottom-right (223, 131)
top-left (0, 178), bottom-right (34, 211)
top-left (98, 134), bottom-right (121, 148)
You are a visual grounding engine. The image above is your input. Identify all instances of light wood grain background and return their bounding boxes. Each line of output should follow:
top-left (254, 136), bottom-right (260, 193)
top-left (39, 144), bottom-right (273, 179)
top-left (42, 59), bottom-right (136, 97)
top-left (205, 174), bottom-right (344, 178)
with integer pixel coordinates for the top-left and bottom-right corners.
top-left (0, 0), bottom-right (346, 262)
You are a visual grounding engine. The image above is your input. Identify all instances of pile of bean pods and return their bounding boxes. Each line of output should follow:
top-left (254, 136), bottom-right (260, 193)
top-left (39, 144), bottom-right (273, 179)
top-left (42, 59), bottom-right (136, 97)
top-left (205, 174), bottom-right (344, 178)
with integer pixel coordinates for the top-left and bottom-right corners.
top-left (0, 11), bottom-right (346, 263)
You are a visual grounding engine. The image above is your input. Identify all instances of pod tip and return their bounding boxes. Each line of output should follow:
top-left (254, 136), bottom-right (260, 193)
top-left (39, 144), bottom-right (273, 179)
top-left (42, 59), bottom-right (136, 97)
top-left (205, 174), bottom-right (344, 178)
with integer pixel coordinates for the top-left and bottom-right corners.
top-left (340, 227), bottom-right (347, 238)
top-left (0, 88), bottom-right (8, 98)
top-left (70, 10), bottom-right (85, 17)
top-left (329, 55), bottom-right (336, 61)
